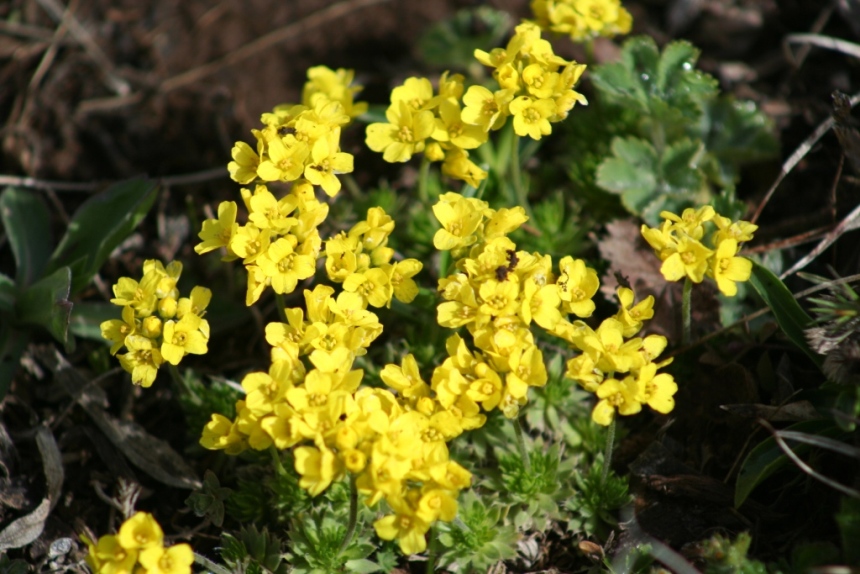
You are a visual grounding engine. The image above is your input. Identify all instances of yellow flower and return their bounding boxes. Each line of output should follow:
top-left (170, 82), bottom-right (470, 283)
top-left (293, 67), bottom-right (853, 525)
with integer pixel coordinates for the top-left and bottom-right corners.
top-left (101, 305), bottom-right (137, 355)
top-left (195, 201), bottom-right (238, 257)
top-left (110, 273), bottom-right (159, 317)
top-left (433, 100), bottom-right (488, 150)
top-left (614, 287), bottom-right (654, 337)
top-left (117, 512), bottom-right (163, 550)
top-left (343, 268), bottom-right (393, 308)
top-left (200, 413), bottom-right (246, 454)
top-left (118, 335), bottom-right (163, 387)
top-left (247, 188), bottom-right (298, 232)
top-left (227, 140), bottom-right (261, 184)
top-left (176, 286), bottom-right (212, 319)
top-left (391, 77), bottom-right (436, 112)
top-left (256, 135), bottom-right (310, 182)
top-left (366, 101), bottom-right (436, 163)
top-left (660, 236), bottom-right (713, 283)
top-left (373, 504), bottom-right (431, 555)
top-left (710, 238), bottom-right (753, 296)
top-left (90, 534), bottom-right (138, 574)
top-left (592, 376), bottom-right (641, 426)
top-left (509, 96), bottom-right (556, 140)
top-left (461, 86), bottom-right (514, 132)
top-left (256, 237), bottom-right (317, 295)
top-left (635, 362), bottom-right (677, 415)
top-left (161, 314), bottom-right (209, 365)
top-left (294, 444), bottom-right (341, 496)
top-left (556, 256), bottom-right (599, 317)
top-left (432, 194), bottom-right (485, 251)
top-left (440, 148), bottom-right (488, 188)
top-left (138, 544), bottom-right (194, 574)
top-left (383, 259), bottom-right (423, 304)
top-left (304, 131), bottom-right (354, 197)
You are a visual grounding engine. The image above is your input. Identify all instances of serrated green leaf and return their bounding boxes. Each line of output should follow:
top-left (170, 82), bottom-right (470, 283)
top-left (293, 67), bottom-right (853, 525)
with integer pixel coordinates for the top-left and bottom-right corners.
top-left (16, 267), bottom-right (72, 345)
top-left (748, 262), bottom-right (821, 366)
top-left (659, 138), bottom-right (705, 196)
top-left (0, 274), bottom-right (15, 314)
top-left (45, 178), bottom-right (157, 295)
top-left (0, 187), bottom-right (52, 288)
top-left (703, 98), bottom-right (779, 186)
top-left (735, 420), bottom-right (841, 507)
top-left (418, 6), bottom-right (511, 72)
top-left (595, 137), bottom-right (657, 201)
top-left (655, 41), bottom-right (700, 93)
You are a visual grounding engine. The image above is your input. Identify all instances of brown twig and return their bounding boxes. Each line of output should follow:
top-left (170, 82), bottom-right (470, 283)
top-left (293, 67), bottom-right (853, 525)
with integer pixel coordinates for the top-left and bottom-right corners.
top-left (0, 166), bottom-right (228, 193)
top-left (159, 0), bottom-right (393, 93)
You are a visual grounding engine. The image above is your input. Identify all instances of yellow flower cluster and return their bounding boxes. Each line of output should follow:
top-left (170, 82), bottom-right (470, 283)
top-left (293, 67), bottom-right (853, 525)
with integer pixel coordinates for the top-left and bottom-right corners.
top-left (324, 206), bottom-right (423, 308)
top-left (194, 182), bottom-right (327, 306)
top-left (431, 192), bottom-right (677, 426)
top-left (365, 72), bottom-right (490, 187)
top-left (101, 260), bottom-right (210, 387)
top-left (473, 21), bottom-right (587, 140)
top-left (227, 66), bottom-right (364, 197)
top-left (82, 512), bottom-right (193, 574)
top-left (196, 66), bottom-right (367, 306)
top-left (364, 22), bottom-right (587, 185)
top-left (530, 0), bottom-right (632, 41)
top-left (641, 206), bottom-right (757, 296)
top-left (560, 287), bottom-right (677, 425)
top-left (200, 213), bottom-right (472, 555)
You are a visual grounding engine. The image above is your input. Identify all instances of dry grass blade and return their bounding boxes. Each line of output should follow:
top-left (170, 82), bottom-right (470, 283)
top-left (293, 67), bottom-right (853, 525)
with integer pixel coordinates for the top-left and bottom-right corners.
top-left (786, 33), bottom-right (860, 60)
top-left (750, 91), bottom-right (860, 224)
top-left (778, 428), bottom-right (860, 458)
top-left (780, 201), bottom-right (860, 279)
top-left (760, 419), bottom-right (860, 499)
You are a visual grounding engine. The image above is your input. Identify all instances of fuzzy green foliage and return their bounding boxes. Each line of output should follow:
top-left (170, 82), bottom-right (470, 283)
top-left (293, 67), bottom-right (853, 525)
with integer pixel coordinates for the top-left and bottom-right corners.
top-left (285, 507), bottom-right (386, 574)
top-left (565, 461), bottom-right (630, 536)
top-left (437, 490), bottom-right (519, 573)
top-left (584, 36), bottom-right (777, 225)
top-left (695, 533), bottom-right (768, 574)
top-left (186, 470), bottom-right (232, 527)
top-left (418, 6), bottom-right (512, 76)
top-left (220, 525), bottom-right (289, 574)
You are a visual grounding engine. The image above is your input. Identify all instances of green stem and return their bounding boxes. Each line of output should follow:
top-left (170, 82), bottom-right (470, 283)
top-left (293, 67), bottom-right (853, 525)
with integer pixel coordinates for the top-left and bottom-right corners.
top-left (418, 155), bottom-right (431, 204)
top-left (438, 249), bottom-right (451, 280)
top-left (167, 364), bottom-right (197, 402)
top-left (509, 132), bottom-right (536, 220)
top-left (601, 418), bottom-right (616, 486)
top-left (275, 292), bottom-right (288, 323)
top-left (682, 277), bottom-right (693, 346)
top-left (337, 474), bottom-right (359, 556)
top-left (514, 416), bottom-right (532, 474)
top-left (425, 525), bottom-right (437, 574)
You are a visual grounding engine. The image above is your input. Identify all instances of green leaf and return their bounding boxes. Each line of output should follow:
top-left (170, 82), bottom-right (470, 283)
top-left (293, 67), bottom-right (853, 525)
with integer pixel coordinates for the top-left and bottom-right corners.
top-left (69, 302), bottom-right (119, 341)
top-left (748, 261), bottom-right (821, 366)
top-left (595, 137), bottom-right (657, 211)
top-left (0, 187), bottom-right (52, 288)
top-left (344, 559), bottom-right (383, 574)
top-left (703, 98), bottom-right (779, 186)
top-left (0, 274), bottom-right (15, 314)
top-left (735, 420), bottom-right (841, 507)
top-left (45, 178), bottom-right (157, 294)
top-left (418, 6), bottom-right (511, 73)
top-left (836, 496), bottom-right (860, 565)
top-left (16, 267), bottom-right (73, 345)
top-left (659, 138), bottom-right (705, 196)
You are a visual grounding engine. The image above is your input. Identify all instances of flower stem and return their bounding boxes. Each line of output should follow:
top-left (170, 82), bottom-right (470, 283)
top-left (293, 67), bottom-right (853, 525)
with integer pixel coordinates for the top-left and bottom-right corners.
top-left (269, 445), bottom-right (287, 477)
top-left (167, 364), bottom-right (198, 403)
top-left (337, 474), bottom-right (359, 556)
top-left (418, 155), bottom-right (431, 204)
top-left (425, 525), bottom-right (437, 574)
top-left (275, 292), bottom-right (288, 323)
top-left (682, 277), bottom-right (693, 346)
top-left (601, 418), bottom-right (616, 486)
top-left (514, 416), bottom-right (532, 474)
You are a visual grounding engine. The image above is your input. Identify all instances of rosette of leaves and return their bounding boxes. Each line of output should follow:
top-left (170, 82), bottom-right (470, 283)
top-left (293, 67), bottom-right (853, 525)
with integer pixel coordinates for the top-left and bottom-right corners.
top-left (564, 460), bottom-right (630, 537)
top-left (220, 526), bottom-right (288, 574)
top-left (0, 179), bottom-right (156, 396)
top-left (436, 490), bottom-right (518, 573)
top-left (589, 37), bottom-right (778, 225)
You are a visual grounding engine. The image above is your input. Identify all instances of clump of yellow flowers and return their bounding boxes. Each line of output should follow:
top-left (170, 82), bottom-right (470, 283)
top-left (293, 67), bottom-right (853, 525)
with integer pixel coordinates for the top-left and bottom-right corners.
top-left (82, 512), bottom-right (193, 574)
top-left (365, 21), bottom-right (587, 185)
top-left (195, 66), bottom-right (367, 305)
top-left (432, 192), bottom-right (677, 427)
top-left (641, 206), bottom-right (757, 297)
top-left (530, 0), bottom-right (632, 42)
top-left (100, 260), bottom-right (210, 387)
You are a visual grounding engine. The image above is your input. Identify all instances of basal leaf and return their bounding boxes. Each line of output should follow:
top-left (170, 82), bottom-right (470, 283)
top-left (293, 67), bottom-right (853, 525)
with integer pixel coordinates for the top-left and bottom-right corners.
top-left (748, 261), bottom-right (821, 366)
top-left (45, 178), bottom-right (157, 295)
top-left (589, 61), bottom-right (649, 114)
top-left (703, 98), bottom-right (779, 186)
top-left (659, 138), bottom-right (705, 196)
top-left (0, 273), bottom-right (15, 314)
top-left (735, 420), bottom-right (841, 507)
top-left (0, 187), bottom-right (52, 288)
top-left (655, 40), bottom-right (700, 94)
top-left (418, 6), bottom-right (511, 72)
top-left (16, 267), bottom-right (73, 345)
top-left (69, 302), bottom-right (120, 341)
